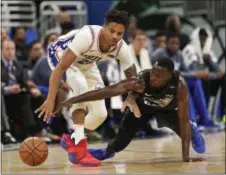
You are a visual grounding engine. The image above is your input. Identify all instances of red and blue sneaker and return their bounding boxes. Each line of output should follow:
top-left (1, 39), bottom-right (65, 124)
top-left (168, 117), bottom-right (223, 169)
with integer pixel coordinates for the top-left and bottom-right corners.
top-left (60, 133), bottom-right (101, 166)
top-left (88, 148), bottom-right (115, 160)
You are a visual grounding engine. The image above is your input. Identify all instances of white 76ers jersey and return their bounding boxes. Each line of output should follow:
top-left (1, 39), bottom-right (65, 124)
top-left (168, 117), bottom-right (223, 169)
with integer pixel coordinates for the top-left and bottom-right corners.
top-left (51, 25), bottom-right (133, 71)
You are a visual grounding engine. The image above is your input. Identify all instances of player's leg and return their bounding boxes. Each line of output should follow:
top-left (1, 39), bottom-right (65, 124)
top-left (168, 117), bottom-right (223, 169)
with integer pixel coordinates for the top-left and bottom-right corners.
top-left (89, 108), bottom-right (149, 160)
top-left (155, 111), bottom-right (206, 154)
top-left (47, 47), bottom-right (100, 166)
top-left (60, 68), bottom-right (101, 166)
top-left (84, 65), bottom-right (108, 132)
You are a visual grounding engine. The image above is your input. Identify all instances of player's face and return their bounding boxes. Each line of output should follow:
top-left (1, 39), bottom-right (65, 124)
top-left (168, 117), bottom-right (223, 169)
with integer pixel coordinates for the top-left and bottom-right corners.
top-left (103, 22), bottom-right (125, 46)
top-left (167, 37), bottom-right (179, 53)
top-left (150, 67), bottom-right (170, 88)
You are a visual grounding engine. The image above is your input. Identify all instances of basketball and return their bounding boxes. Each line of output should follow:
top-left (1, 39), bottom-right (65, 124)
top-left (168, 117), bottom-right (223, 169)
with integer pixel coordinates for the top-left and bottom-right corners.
top-left (19, 137), bottom-right (48, 166)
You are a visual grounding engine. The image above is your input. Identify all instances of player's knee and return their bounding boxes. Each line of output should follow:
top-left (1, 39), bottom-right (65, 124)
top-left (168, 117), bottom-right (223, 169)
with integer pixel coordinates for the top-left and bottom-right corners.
top-left (92, 107), bottom-right (108, 120)
top-left (85, 108), bottom-right (108, 131)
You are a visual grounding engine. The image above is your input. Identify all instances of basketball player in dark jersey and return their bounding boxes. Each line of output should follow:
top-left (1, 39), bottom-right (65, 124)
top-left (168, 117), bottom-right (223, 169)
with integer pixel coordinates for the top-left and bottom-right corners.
top-left (55, 56), bottom-right (206, 162)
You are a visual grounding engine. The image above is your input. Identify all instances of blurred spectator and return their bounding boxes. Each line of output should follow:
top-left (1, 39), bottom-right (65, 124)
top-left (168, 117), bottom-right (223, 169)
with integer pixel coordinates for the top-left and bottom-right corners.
top-left (11, 27), bottom-right (28, 63)
top-left (149, 31), bottom-right (166, 56)
top-left (31, 34), bottom-right (58, 87)
top-left (124, 15), bottom-right (137, 44)
top-left (165, 15), bottom-right (190, 50)
top-left (182, 28), bottom-right (224, 102)
top-left (130, 29), bottom-right (152, 73)
top-left (28, 40), bottom-right (45, 69)
top-left (59, 11), bottom-right (75, 35)
top-left (1, 39), bottom-right (42, 140)
top-left (43, 33), bottom-right (59, 52)
top-left (1, 28), bottom-right (9, 41)
top-left (151, 34), bottom-right (220, 130)
top-left (1, 94), bottom-right (17, 144)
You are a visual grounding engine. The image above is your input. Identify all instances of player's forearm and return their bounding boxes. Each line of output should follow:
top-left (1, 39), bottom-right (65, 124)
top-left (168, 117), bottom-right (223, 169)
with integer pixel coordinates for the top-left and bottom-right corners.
top-left (178, 101), bottom-right (191, 161)
top-left (47, 67), bottom-right (64, 102)
top-left (68, 81), bottom-right (131, 104)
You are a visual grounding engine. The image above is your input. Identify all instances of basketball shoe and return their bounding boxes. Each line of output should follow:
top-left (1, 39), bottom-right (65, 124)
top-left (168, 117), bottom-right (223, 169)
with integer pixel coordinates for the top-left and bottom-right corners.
top-left (60, 131), bottom-right (101, 166)
top-left (191, 122), bottom-right (206, 154)
top-left (88, 148), bottom-right (115, 160)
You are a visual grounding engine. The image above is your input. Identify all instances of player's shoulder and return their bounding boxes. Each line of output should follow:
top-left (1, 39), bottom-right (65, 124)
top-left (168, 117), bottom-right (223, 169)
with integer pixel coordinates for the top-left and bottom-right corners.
top-left (85, 25), bottom-right (103, 34)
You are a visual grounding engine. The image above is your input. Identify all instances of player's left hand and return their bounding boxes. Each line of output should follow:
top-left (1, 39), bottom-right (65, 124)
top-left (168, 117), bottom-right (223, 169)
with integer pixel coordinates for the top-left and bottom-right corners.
top-left (184, 157), bottom-right (206, 162)
top-left (35, 99), bottom-right (55, 123)
top-left (121, 95), bottom-right (141, 118)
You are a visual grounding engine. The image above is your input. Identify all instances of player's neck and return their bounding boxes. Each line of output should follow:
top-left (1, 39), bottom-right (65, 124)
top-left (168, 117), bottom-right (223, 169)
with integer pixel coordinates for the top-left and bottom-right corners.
top-left (99, 31), bottom-right (112, 53)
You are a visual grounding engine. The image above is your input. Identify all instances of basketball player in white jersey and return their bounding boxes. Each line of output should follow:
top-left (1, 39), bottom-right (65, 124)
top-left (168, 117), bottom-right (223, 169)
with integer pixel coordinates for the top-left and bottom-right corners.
top-left (35, 10), bottom-right (137, 166)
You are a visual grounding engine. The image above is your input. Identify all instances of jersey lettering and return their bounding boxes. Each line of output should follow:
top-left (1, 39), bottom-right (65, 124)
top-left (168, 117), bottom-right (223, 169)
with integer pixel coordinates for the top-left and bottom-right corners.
top-left (78, 54), bottom-right (102, 64)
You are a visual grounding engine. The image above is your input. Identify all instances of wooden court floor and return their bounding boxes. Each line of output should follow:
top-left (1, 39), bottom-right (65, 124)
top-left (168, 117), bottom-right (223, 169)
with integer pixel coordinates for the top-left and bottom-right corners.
top-left (1, 132), bottom-right (225, 174)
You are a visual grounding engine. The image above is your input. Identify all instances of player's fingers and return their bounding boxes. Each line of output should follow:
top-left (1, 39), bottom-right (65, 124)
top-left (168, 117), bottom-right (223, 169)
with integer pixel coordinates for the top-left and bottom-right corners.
top-left (43, 110), bottom-right (50, 122)
top-left (134, 108), bottom-right (141, 118)
top-left (47, 112), bottom-right (53, 122)
top-left (35, 105), bottom-right (43, 114)
top-left (121, 103), bottom-right (127, 112)
top-left (128, 104), bottom-right (134, 112)
top-left (38, 109), bottom-right (45, 118)
top-left (47, 116), bottom-right (54, 125)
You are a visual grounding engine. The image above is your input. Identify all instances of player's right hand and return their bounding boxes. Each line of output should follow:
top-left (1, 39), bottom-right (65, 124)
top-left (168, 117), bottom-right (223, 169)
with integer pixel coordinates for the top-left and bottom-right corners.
top-left (35, 100), bottom-right (55, 123)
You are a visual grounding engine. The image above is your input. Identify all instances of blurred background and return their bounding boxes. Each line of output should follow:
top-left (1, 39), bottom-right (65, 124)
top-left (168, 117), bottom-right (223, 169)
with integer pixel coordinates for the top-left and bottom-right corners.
top-left (1, 0), bottom-right (225, 149)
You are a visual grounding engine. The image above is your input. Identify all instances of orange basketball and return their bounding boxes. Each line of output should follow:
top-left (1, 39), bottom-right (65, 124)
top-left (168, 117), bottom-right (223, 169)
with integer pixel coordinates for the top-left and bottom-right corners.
top-left (19, 137), bottom-right (48, 166)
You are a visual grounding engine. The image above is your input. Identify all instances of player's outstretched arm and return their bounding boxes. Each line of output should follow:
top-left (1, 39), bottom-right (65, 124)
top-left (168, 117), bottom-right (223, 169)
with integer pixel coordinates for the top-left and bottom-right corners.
top-left (35, 48), bottom-right (77, 122)
top-left (54, 78), bottom-right (145, 113)
top-left (177, 76), bottom-right (205, 162)
top-left (177, 76), bottom-right (191, 162)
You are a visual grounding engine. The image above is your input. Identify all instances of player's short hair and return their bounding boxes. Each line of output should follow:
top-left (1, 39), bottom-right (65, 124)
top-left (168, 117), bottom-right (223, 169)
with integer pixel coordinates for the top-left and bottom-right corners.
top-left (105, 10), bottom-right (129, 29)
top-left (153, 56), bottom-right (175, 73)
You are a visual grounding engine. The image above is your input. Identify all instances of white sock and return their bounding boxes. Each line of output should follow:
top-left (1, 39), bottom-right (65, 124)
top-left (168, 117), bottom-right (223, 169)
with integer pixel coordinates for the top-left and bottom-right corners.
top-left (70, 124), bottom-right (85, 145)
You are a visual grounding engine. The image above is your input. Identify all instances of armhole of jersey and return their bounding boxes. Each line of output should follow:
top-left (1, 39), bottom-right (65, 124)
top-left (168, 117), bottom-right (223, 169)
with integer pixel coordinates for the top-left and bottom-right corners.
top-left (84, 25), bottom-right (95, 53)
top-left (115, 40), bottom-right (123, 59)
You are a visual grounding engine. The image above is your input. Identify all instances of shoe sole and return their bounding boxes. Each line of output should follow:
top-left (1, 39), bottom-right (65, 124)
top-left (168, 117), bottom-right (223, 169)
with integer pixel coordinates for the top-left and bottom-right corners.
top-left (60, 138), bottom-right (100, 166)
